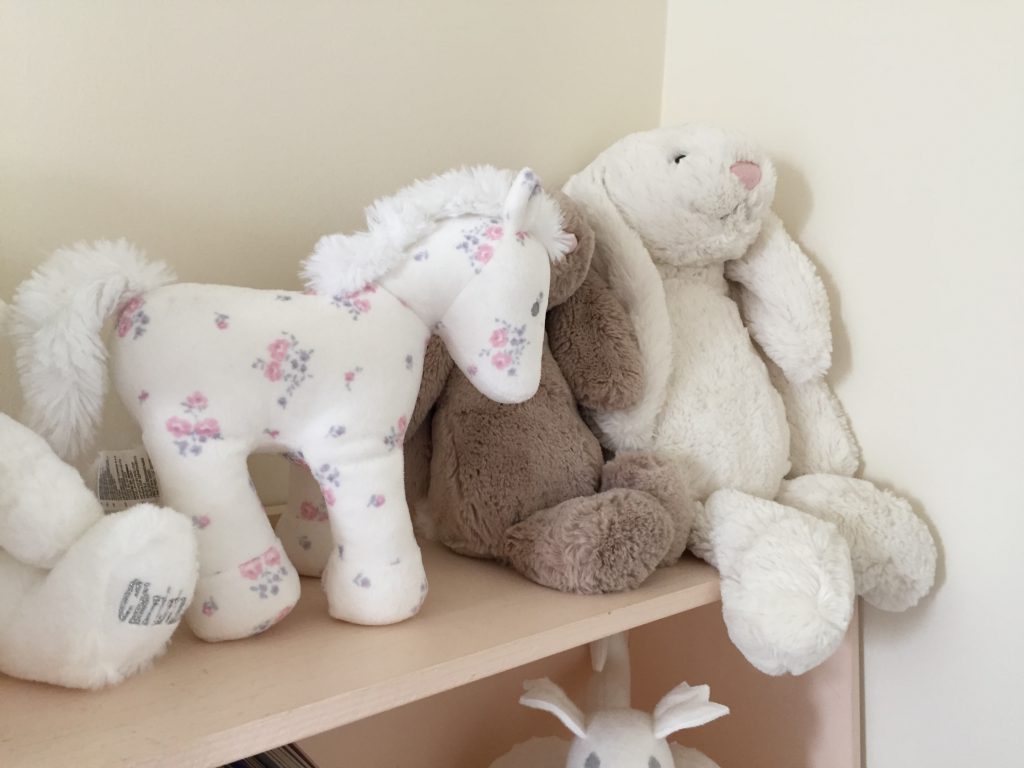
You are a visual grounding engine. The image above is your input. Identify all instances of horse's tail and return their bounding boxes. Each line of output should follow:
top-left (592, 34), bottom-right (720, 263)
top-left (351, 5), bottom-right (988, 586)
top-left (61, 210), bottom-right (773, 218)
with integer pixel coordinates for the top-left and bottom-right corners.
top-left (10, 240), bottom-right (176, 460)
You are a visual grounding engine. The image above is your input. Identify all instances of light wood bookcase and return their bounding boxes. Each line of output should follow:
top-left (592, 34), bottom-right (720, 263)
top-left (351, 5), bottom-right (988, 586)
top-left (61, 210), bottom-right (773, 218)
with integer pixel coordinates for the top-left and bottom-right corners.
top-left (0, 539), bottom-right (859, 768)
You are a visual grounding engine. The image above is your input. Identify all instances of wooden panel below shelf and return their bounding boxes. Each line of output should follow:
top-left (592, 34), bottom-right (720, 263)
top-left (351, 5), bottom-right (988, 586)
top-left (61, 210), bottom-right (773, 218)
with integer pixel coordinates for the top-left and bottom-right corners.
top-left (0, 542), bottom-right (719, 768)
top-left (300, 603), bottom-right (860, 768)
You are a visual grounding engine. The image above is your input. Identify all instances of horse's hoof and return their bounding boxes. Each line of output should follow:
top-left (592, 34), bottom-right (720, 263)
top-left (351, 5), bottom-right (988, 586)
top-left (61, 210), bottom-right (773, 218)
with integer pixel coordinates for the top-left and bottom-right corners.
top-left (322, 543), bottom-right (428, 625)
top-left (185, 538), bottom-right (301, 642)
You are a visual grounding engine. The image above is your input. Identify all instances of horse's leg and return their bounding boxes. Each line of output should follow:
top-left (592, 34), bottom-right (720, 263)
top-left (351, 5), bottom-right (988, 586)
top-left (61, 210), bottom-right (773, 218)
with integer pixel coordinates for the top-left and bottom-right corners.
top-left (301, 445), bottom-right (426, 625)
top-left (275, 459), bottom-right (334, 577)
top-left (143, 434), bottom-right (301, 641)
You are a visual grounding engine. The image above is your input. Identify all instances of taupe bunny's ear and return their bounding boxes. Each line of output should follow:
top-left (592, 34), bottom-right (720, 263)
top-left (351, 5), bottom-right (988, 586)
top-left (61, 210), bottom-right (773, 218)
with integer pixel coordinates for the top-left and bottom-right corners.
top-left (562, 160), bottom-right (673, 451)
top-left (546, 189), bottom-right (594, 307)
top-left (520, 678), bottom-right (587, 738)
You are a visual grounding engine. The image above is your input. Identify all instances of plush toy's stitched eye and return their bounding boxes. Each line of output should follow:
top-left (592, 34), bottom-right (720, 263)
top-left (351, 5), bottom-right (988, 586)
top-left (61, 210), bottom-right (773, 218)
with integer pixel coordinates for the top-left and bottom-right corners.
top-left (649, 758), bottom-right (662, 768)
top-left (673, 153), bottom-right (687, 163)
top-left (585, 753), bottom-right (601, 768)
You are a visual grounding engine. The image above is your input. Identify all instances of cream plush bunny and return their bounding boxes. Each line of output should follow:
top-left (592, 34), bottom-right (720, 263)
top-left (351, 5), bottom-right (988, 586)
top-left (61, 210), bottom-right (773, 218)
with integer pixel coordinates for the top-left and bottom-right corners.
top-left (0, 300), bottom-right (198, 688)
top-left (491, 633), bottom-right (726, 768)
top-left (563, 125), bottom-right (937, 675)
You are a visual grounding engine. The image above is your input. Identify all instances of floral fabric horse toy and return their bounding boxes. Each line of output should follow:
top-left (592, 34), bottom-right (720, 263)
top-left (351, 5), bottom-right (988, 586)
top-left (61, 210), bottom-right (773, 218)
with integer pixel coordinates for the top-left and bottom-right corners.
top-left (12, 166), bottom-right (570, 641)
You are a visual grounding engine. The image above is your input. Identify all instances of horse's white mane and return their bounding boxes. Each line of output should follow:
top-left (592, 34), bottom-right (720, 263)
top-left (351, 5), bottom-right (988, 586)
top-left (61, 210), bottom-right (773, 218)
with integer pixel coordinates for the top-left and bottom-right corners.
top-left (302, 165), bottom-right (566, 296)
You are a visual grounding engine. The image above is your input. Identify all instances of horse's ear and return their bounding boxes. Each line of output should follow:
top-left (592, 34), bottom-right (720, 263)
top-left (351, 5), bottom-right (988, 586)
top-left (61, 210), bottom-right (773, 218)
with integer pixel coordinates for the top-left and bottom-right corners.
top-left (520, 678), bottom-right (587, 738)
top-left (504, 168), bottom-right (542, 231)
top-left (562, 159), bottom-right (674, 449)
top-left (547, 189), bottom-right (594, 305)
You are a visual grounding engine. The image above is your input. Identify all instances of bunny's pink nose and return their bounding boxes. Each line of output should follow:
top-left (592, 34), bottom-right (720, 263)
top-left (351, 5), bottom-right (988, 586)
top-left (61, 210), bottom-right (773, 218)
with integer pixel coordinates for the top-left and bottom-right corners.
top-left (730, 161), bottom-right (761, 190)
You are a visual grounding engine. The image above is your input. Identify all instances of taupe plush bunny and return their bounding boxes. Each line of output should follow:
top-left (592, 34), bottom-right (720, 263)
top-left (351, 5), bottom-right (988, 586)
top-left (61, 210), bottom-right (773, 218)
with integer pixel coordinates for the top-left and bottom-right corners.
top-left (410, 192), bottom-right (695, 593)
top-left (283, 192), bottom-right (694, 594)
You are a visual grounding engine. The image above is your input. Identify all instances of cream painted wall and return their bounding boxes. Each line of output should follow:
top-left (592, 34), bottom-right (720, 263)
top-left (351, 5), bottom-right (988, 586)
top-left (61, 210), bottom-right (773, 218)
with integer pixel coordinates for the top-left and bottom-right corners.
top-left (0, 0), bottom-right (666, 499)
top-left (662, 1), bottom-right (1024, 765)
top-left (5, 1), bottom-right (1019, 762)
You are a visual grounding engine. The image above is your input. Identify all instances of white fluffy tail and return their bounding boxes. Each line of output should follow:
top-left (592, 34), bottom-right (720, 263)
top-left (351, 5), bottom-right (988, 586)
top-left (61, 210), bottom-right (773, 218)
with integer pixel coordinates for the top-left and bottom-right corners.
top-left (9, 240), bottom-right (175, 460)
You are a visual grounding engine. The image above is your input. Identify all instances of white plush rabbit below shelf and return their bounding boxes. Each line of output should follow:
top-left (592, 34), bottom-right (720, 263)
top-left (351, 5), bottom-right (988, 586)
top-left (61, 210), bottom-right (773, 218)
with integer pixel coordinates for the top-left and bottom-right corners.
top-left (490, 633), bottom-right (727, 768)
top-left (490, 736), bottom-right (719, 768)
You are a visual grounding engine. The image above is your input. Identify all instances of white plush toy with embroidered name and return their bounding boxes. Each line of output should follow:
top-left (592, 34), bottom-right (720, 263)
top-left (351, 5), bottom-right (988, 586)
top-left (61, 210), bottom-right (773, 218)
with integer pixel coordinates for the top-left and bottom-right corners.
top-left (491, 633), bottom-right (727, 768)
top-left (564, 125), bottom-right (937, 675)
top-left (12, 167), bottom-right (569, 642)
top-left (0, 300), bottom-right (197, 688)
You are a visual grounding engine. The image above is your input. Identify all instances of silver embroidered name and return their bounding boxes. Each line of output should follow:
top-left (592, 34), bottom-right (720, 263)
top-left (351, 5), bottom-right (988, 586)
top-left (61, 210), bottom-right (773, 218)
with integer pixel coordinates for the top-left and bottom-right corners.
top-left (118, 579), bottom-right (189, 626)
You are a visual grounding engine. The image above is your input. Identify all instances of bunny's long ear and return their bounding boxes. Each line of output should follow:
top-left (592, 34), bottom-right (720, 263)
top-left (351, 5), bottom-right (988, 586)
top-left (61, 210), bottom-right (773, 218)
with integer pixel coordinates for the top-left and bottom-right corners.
top-left (724, 210), bottom-right (832, 383)
top-left (562, 160), bottom-right (673, 451)
top-left (520, 678), bottom-right (587, 738)
top-left (652, 682), bottom-right (730, 738)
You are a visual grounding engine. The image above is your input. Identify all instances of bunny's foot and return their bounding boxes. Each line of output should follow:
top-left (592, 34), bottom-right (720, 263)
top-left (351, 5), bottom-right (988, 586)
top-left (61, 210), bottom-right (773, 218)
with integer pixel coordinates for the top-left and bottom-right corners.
top-left (0, 413), bottom-right (102, 568)
top-left (505, 489), bottom-right (673, 594)
top-left (778, 474), bottom-right (937, 611)
top-left (702, 489), bottom-right (855, 675)
top-left (601, 451), bottom-right (698, 565)
top-left (0, 504), bottom-right (197, 688)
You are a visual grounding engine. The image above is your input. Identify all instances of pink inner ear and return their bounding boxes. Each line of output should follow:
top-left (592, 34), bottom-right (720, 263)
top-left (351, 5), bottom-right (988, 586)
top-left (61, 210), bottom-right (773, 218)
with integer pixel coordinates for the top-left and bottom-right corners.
top-left (730, 161), bottom-right (762, 190)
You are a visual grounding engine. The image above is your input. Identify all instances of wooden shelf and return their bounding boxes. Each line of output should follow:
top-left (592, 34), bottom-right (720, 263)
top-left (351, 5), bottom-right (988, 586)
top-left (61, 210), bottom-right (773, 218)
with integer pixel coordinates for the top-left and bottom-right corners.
top-left (0, 541), bottom-right (719, 768)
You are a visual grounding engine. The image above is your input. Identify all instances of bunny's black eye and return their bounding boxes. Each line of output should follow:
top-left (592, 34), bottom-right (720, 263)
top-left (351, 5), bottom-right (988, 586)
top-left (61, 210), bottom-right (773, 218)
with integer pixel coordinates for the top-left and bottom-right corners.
top-left (673, 153), bottom-right (687, 163)
top-left (585, 753), bottom-right (601, 768)
top-left (649, 759), bottom-right (662, 768)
